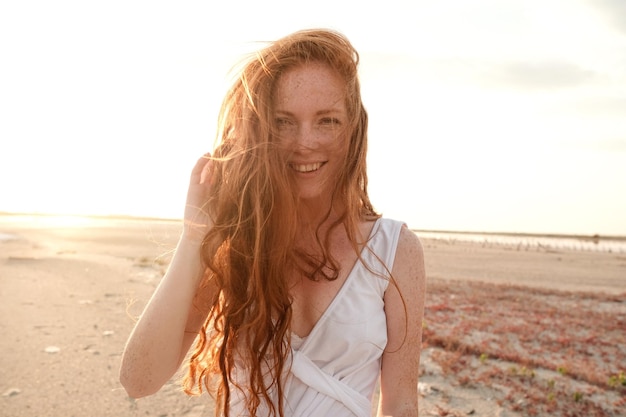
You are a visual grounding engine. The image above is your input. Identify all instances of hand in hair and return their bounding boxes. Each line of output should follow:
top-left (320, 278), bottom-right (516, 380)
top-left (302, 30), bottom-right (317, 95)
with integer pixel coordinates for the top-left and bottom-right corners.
top-left (183, 153), bottom-right (214, 241)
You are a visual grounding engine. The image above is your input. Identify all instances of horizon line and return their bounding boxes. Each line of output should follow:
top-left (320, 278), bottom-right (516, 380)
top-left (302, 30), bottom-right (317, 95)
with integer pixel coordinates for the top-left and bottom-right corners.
top-left (1, 211), bottom-right (624, 241)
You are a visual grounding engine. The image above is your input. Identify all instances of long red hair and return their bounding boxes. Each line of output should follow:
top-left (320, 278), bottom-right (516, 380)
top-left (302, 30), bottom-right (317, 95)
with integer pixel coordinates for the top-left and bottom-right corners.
top-left (183, 29), bottom-right (378, 416)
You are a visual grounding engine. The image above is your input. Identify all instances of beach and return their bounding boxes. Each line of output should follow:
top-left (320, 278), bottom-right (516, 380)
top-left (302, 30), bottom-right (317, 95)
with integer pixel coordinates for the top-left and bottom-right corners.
top-left (1, 215), bottom-right (624, 417)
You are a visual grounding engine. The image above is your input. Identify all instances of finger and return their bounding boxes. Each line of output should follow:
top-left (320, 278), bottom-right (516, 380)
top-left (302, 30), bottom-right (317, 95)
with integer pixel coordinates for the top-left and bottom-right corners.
top-left (190, 153), bottom-right (212, 185)
top-left (199, 158), bottom-right (214, 185)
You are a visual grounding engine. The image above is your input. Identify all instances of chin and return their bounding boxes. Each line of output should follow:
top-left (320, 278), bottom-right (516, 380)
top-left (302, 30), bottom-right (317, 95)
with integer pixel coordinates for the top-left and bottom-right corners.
top-left (297, 191), bottom-right (323, 201)
top-left (296, 186), bottom-right (325, 200)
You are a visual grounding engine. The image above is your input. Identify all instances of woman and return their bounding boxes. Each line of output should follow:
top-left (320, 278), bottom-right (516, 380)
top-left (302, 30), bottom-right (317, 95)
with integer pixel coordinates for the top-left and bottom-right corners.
top-left (120, 29), bottom-right (426, 417)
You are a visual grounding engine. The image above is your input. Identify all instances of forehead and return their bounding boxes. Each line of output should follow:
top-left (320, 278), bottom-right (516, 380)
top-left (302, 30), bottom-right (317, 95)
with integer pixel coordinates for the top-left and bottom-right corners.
top-left (274, 62), bottom-right (346, 111)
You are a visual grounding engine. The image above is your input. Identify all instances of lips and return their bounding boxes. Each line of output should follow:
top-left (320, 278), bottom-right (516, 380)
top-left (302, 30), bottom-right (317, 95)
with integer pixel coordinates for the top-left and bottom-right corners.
top-left (290, 162), bottom-right (325, 173)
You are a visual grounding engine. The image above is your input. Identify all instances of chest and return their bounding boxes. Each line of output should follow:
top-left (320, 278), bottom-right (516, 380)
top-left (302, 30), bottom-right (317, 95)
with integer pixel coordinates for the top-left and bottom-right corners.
top-left (289, 246), bottom-right (358, 338)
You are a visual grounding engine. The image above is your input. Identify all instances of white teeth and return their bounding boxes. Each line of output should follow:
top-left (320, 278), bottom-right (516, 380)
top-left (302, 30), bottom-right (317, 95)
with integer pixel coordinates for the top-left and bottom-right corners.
top-left (291, 162), bottom-right (323, 173)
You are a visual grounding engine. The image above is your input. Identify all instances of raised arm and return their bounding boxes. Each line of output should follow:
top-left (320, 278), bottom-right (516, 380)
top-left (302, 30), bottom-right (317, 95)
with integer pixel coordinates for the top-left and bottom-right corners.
top-left (119, 154), bottom-right (216, 398)
top-left (378, 226), bottom-right (426, 416)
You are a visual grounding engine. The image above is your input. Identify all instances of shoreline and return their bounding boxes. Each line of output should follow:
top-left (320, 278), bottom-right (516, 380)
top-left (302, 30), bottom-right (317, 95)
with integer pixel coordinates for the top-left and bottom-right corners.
top-left (2, 211), bottom-right (624, 241)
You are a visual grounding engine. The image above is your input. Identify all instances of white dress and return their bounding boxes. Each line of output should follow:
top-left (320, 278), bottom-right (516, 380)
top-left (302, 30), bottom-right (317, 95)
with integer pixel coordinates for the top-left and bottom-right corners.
top-left (230, 218), bottom-right (404, 417)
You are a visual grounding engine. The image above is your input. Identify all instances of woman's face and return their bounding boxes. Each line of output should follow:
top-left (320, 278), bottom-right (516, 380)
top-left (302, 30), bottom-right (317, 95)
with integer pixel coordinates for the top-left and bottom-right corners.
top-left (273, 62), bottom-right (349, 202)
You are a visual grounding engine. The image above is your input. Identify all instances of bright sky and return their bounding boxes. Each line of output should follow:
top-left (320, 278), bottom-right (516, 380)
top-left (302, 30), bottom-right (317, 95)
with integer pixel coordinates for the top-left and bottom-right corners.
top-left (1, 0), bottom-right (625, 236)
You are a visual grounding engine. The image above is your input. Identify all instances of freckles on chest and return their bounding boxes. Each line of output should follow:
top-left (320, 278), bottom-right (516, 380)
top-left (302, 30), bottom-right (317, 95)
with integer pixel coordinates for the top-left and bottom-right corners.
top-left (289, 274), bottom-right (347, 337)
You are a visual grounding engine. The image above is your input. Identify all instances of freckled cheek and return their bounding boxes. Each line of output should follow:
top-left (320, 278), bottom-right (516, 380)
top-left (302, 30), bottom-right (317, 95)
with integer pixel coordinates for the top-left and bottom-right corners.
top-left (328, 132), bottom-right (350, 154)
top-left (316, 131), bottom-right (343, 148)
top-left (273, 127), bottom-right (297, 147)
top-left (275, 129), bottom-right (345, 151)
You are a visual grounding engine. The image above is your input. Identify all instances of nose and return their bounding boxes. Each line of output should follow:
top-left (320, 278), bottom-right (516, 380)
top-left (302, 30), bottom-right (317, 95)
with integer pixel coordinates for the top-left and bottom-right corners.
top-left (293, 124), bottom-right (318, 151)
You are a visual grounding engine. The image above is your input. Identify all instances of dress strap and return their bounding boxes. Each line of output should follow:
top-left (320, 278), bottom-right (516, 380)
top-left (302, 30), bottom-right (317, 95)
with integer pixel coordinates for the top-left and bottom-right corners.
top-left (372, 218), bottom-right (404, 272)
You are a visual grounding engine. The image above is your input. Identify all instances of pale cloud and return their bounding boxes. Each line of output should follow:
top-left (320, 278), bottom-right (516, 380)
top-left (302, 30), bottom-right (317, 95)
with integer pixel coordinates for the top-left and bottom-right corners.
top-left (566, 95), bottom-right (626, 117)
top-left (589, 139), bottom-right (626, 152)
top-left (400, 57), bottom-right (599, 92)
top-left (589, 0), bottom-right (626, 34)
top-left (484, 61), bottom-right (597, 90)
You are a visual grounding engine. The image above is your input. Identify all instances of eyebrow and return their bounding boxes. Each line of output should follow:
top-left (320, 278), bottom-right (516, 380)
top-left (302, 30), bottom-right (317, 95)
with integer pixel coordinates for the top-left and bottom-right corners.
top-left (274, 109), bottom-right (346, 117)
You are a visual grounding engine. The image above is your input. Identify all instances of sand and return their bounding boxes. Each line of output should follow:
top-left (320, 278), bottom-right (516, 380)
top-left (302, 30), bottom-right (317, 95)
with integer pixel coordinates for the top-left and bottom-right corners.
top-left (1, 214), bottom-right (624, 417)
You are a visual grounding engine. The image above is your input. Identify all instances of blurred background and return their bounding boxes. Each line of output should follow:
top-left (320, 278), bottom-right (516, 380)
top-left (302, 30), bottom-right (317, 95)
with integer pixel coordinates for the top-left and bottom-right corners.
top-left (1, 0), bottom-right (625, 236)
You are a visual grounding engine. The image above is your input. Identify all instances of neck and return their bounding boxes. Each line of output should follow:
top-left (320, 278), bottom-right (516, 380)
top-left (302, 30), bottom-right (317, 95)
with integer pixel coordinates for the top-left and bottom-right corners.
top-left (296, 196), bottom-right (342, 229)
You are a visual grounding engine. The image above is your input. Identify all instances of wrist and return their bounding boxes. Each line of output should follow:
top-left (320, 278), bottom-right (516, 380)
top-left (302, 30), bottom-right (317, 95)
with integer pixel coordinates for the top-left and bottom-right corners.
top-left (182, 218), bottom-right (212, 242)
top-left (179, 232), bottom-right (206, 246)
top-left (170, 235), bottom-right (206, 283)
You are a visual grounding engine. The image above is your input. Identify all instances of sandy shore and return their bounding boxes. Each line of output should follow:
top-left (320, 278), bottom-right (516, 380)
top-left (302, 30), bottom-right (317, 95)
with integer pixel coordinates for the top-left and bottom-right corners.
top-left (1, 215), bottom-right (624, 417)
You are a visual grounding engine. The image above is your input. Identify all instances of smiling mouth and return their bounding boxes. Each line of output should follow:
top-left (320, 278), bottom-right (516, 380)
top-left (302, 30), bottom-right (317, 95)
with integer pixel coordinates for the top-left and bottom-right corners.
top-left (290, 162), bottom-right (325, 173)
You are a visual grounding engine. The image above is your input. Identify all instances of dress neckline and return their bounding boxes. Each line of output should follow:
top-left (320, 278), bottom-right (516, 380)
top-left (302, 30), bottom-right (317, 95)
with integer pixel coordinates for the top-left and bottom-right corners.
top-left (290, 218), bottom-right (382, 348)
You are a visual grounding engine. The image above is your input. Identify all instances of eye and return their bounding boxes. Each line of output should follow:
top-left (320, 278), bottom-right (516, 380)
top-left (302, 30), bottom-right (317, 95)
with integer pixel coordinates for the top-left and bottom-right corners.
top-left (275, 117), bottom-right (295, 130)
top-left (319, 117), bottom-right (341, 127)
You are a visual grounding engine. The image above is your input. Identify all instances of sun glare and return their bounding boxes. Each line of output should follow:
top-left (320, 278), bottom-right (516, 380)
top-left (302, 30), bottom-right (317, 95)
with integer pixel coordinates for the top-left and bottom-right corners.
top-left (2, 214), bottom-right (101, 229)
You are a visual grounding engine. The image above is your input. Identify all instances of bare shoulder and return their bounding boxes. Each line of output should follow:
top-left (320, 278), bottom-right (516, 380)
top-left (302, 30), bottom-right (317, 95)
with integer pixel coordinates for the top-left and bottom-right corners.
top-left (384, 224), bottom-right (426, 320)
top-left (392, 224), bottom-right (425, 284)
top-left (379, 224), bottom-right (425, 414)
